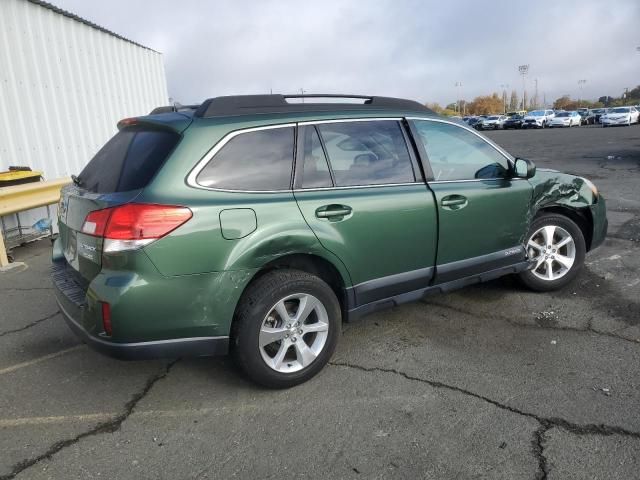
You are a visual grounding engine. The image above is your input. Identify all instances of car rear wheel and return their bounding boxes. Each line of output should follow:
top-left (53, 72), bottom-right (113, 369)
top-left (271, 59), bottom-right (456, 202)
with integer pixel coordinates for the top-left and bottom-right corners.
top-left (518, 214), bottom-right (586, 292)
top-left (232, 269), bottom-right (341, 388)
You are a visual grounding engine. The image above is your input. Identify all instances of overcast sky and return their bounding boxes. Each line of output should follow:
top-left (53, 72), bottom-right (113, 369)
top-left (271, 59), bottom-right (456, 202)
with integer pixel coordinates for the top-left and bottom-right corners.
top-left (53, 0), bottom-right (640, 106)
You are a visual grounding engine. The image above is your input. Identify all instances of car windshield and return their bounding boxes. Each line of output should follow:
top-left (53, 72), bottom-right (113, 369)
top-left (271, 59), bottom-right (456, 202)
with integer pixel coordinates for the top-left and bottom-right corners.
top-left (593, 109), bottom-right (604, 113)
top-left (610, 107), bottom-right (630, 113)
top-left (528, 110), bottom-right (544, 116)
top-left (510, 115), bottom-right (523, 120)
top-left (487, 116), bottom-right (499, 120)
top-left (556, 112), bottom-right (570, 117)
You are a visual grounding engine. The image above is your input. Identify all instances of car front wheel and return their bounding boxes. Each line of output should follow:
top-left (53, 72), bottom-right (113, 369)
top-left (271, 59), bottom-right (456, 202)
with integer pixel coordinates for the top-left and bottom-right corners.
top-left (518, 214), bottom-right (586, 292)
top-left (232, 269), bottom-right (341, 388)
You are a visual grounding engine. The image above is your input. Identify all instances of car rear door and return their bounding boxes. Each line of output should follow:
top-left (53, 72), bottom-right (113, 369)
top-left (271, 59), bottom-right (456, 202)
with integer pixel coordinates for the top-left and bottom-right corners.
top-left (408, 118), bottom-right (533, 284)
top-left (293, 119), bottom-right (437, 306)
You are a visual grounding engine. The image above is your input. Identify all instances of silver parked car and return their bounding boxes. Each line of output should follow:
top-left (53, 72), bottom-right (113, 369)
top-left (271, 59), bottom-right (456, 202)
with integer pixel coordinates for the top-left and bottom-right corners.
top-left (480, 115), bottom-right (508, 130)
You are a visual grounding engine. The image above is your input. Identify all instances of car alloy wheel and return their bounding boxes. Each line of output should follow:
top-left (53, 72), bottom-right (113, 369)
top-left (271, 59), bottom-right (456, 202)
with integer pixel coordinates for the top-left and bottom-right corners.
top-left (259, 293), bottom-right (329, 373)
top-left (526, 225), bottom-right (576, 281)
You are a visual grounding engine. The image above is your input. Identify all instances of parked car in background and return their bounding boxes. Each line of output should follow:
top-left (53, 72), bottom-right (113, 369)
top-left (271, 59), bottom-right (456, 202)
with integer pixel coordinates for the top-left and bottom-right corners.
top-left (507, 110), bottom-right (527, 117)
top-left (522, 109), bottom-right (555, 128)
top-left (52, 93), bottom-right (608, 387)
top-left (466, 117), bottom-right (483, 129)
top-left (577, 109), bottom-right (591, 125)
top-left (480, 115), bottom-right (508, 130)
top-left (591, 108), bottom-right (608, 124)
top-left (549, 111), bottom-right (582, 128)
top-left (503, 114), bottom-right (525, 129)
top-left (601, 106), bottom-right (639, 127)
top-left (473, 115), bottom-right (488, 130)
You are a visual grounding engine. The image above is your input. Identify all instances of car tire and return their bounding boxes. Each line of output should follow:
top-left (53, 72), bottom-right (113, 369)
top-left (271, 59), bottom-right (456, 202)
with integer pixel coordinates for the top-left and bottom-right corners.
top-left (232, 269), bottom-right (341, 388)
top-left (518, 213), bottom-right (586, 292)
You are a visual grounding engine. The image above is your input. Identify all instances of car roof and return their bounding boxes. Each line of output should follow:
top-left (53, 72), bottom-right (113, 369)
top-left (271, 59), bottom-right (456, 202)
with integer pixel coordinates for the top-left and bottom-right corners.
top-left (194, 94), bottom-right (433, 118)
top-left (144, 94), bottom-right (442, 128)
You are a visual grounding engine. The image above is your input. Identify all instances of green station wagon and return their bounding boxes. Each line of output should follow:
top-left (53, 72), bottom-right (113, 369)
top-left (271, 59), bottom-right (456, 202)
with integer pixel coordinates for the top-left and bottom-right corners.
top-left (52, 94), bottom-right (607, 387)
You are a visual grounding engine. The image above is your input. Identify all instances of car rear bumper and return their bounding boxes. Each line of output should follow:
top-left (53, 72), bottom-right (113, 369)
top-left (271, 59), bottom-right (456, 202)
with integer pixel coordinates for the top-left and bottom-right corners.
top-left (57, 297), bottom-right (229, 360)
top-left (51, 237), bottom-right (247, 359)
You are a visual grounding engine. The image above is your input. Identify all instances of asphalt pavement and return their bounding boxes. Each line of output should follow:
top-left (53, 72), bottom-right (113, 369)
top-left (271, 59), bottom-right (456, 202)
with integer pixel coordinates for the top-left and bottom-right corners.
top-left (1, 124), bottom-right (639, 479)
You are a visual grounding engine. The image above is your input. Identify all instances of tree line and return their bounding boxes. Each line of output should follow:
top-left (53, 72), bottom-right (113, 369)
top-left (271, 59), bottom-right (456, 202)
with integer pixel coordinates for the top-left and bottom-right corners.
top-left (426, 85), bottom-right (640, 116)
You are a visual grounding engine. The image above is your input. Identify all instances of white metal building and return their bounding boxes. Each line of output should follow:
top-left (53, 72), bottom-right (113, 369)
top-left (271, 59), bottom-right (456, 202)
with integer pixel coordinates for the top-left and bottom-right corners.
top-left (0, 0), bottom-right (169, 237)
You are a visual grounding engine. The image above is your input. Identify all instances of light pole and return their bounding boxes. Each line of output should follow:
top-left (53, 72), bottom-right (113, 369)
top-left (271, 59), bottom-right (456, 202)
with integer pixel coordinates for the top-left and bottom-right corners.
top-left (518, 65), bottom-right (529, 110)
top-left (455, 81), bottom-right (463, 114)
top-left (577, 79), bottom-right (586, 106)
top-left (500, 84), bottom-right (509, 113)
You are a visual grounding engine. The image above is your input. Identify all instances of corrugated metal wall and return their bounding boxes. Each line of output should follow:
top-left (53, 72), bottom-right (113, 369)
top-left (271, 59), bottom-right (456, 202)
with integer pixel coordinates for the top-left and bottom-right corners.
top-left (0, 0), bottom-right (169, 240)
top-left (0, 0), bottom-right (169, 179)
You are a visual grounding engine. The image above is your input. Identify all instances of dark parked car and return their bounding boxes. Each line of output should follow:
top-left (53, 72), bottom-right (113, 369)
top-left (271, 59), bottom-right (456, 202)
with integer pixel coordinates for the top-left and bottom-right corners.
top-left (466, 117), bottom-right (483, 129)
top-left (503, 114), bottom-right (524, 129)
top-left (591, 108), bottom-right (608, 124)
top-left (53, 94), bottom-right (608, 388)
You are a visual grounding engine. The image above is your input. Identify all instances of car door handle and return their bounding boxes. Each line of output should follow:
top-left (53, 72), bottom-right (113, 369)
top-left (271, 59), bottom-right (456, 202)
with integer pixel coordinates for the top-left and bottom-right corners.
top-left (441, 195), bottom-right (468, 209)
top-left (315, 204), bottom-right (352, 219)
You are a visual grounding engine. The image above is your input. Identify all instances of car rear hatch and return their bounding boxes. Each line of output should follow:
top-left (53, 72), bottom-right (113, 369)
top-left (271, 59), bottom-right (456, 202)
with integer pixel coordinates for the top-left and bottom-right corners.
top-left (57, 117), bottom-right (186, 287)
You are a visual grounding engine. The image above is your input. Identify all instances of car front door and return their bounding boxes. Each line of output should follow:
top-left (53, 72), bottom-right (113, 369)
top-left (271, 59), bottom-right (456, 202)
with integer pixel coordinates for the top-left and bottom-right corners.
top-left (409, 118), bottom-right (533, 284)
top-left (294, 120), bottom-right (438, 307)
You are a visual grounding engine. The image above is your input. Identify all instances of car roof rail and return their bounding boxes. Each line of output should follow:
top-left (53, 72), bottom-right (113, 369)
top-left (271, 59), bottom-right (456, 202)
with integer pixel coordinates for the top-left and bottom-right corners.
top-left (194, 94), bottom-right (434, 118)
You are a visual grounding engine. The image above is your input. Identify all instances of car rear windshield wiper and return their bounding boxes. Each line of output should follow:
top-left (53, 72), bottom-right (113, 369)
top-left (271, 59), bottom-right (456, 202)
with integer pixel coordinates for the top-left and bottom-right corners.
top-left (71, 174), bottom-right (82, 187)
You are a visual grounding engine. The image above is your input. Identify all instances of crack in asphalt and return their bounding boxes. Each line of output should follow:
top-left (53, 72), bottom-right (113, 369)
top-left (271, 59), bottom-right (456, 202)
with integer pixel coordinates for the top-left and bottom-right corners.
top-left (0, 311), bottom-right (60, 338)
top-left (328, 362), bottom-right (640, 480)
top-left (330, 360), bottom-right (640, 479)
top-left (329, 362), bottom-right (640, 480)
top-left (330, 361), bottom-right (640, 439)
top-left (426, 300), bottom-right (640, 345)
top-left (533, 425), bottom-right (550, 480)
top-left (0, 359), bottom-right (179, 480)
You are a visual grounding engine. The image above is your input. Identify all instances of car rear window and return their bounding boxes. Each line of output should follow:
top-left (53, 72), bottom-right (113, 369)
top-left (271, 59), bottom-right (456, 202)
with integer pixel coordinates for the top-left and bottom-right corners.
top-left (195, 126), bottom-right (294, 191)
top-left (78, 128), bottom-right (180, 193)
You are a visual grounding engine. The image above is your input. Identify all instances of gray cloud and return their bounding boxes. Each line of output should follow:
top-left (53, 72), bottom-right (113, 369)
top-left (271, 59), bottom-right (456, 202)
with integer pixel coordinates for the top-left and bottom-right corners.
top-left (52, 0), bottom-right (640, 106)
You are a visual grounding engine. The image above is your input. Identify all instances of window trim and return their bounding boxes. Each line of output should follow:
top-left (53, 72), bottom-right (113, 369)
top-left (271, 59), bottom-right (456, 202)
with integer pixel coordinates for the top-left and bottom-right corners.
top-left (406, 116), bottom-right (518, 183)
top-left (295, 117), bottom-right (420, 190)
top-left (188, 117), bottom-right (504, 193)
top-left (294, 124), bottom-right (335, 190)
top-left (186, 123), bottom-right (297, 193)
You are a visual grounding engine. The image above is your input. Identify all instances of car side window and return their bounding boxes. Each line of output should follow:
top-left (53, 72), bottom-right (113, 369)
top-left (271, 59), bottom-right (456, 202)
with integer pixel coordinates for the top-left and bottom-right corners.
top-left (316, 121), bottom-right (415, 187)
top-left (196, 127), bottom-right (294, 190)
top-left (298, 126), bottom-right (333, 189)
top-left (412, 120), bottom-right (509, 181)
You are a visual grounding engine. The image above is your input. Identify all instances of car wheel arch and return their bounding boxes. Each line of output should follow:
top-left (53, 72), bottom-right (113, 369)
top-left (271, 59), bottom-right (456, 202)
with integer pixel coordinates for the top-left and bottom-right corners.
top-left (534, 206), bottom-right (593, 251)
top-left (233, 253), bottom-right (351, 327)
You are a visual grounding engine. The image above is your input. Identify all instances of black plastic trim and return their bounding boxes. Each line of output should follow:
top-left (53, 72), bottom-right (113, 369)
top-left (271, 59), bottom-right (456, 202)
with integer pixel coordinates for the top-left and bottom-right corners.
top-left (435, 246), bottom-right (526, 283)
top-left (354, 266), bottom-right (435, 306)
top-left (195, 94), bottom-right (434, 118)
top-left (347, 260), bottom-right (533, 320)
top-left (405, 119), bottom-right (435, 181)
top-left (57, 300), bottom-right (228, 360)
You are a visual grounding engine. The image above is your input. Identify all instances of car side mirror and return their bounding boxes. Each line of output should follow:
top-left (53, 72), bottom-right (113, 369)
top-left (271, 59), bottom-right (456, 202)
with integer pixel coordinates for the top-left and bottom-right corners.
top-left (514, 158), bottom-right (536, 179)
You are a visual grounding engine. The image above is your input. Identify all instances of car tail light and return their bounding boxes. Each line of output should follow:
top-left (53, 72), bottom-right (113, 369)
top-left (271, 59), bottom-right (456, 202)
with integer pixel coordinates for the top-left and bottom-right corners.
top-left (82, 203), bottom-right (192, 252)
top-left (101, 301), bottom-right (112, 336)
